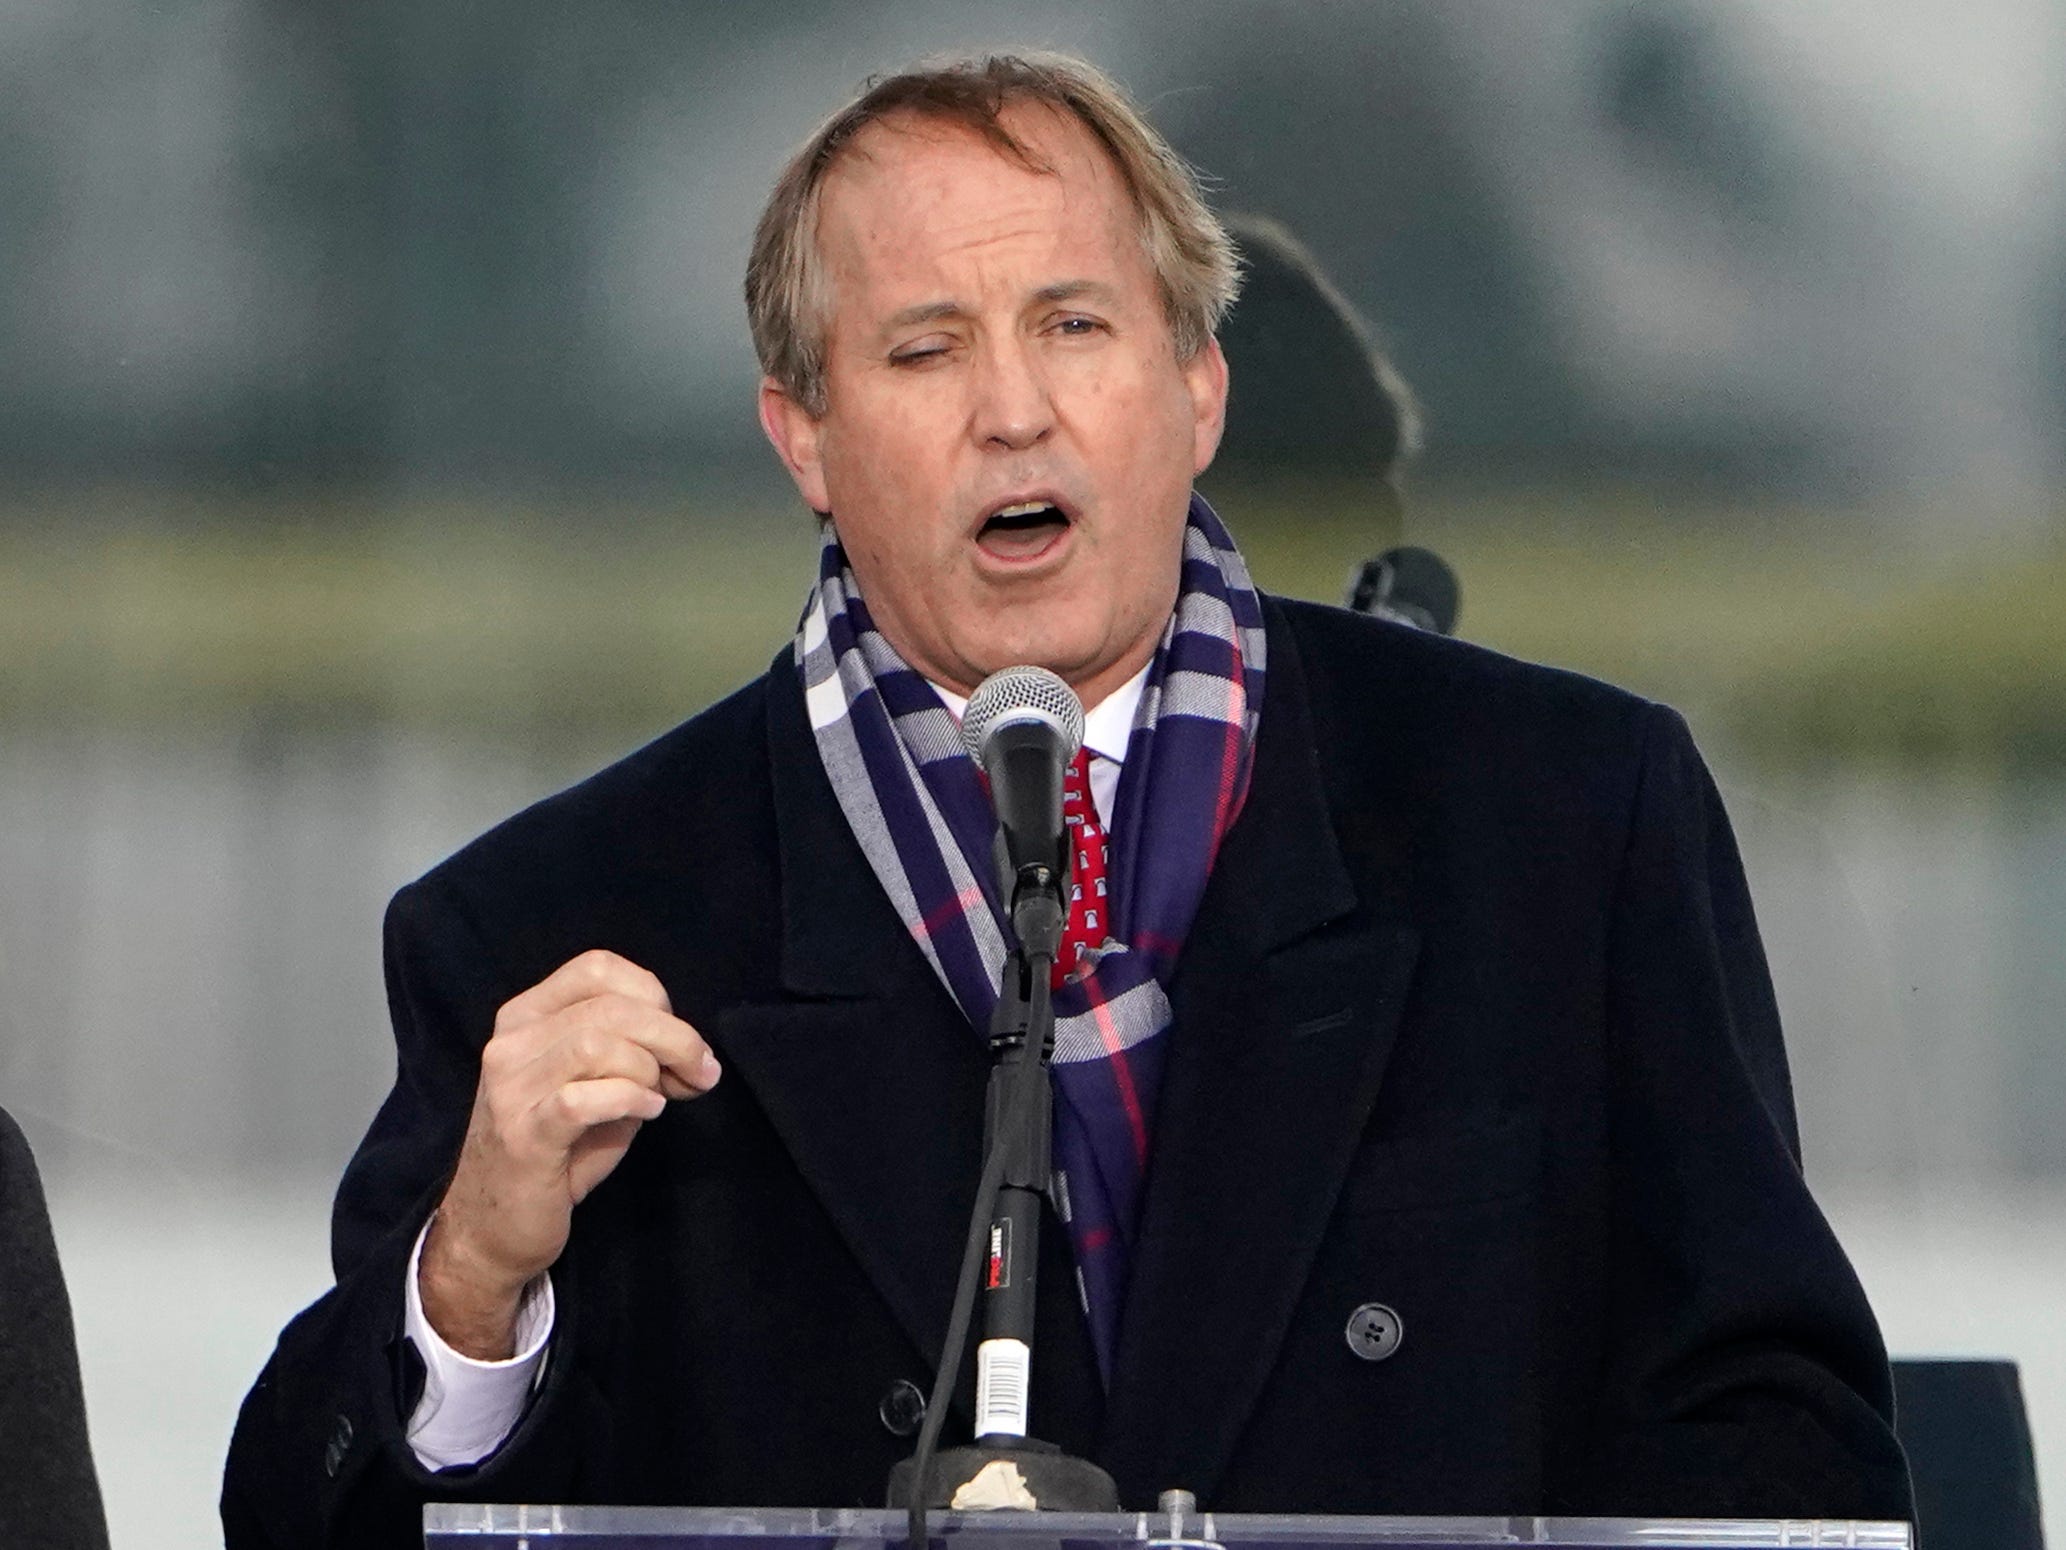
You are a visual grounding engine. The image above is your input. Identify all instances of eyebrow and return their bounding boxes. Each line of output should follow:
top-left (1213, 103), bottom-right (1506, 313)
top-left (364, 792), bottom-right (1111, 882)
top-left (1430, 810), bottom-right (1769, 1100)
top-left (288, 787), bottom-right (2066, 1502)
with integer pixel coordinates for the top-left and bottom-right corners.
top-left (879, 280), bottom-right (1122, 335)
top-left (883, 300), bottom-right (965, 331)
top-left (1032, 279), bottom-right (1119, 308)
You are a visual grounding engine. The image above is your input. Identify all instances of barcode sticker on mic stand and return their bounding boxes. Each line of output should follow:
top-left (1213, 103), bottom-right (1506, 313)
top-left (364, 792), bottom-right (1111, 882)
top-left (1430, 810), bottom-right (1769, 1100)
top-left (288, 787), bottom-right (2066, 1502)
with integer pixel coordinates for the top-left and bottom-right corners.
top-left (975, 1337), bottom-right (1031, 1439)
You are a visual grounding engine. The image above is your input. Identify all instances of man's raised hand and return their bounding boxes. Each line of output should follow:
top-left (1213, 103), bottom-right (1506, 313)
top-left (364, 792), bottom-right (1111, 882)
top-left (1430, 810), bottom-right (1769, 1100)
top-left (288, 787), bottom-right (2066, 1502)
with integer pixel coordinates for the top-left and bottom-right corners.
top-left (419, 949), bottom-right (721, 1358)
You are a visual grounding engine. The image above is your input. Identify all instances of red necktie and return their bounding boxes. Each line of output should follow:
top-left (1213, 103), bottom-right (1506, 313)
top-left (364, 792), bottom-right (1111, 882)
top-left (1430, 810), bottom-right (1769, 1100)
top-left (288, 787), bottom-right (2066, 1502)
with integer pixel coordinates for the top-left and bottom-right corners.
top-left (1055, 746), bottom-right (1110, 989)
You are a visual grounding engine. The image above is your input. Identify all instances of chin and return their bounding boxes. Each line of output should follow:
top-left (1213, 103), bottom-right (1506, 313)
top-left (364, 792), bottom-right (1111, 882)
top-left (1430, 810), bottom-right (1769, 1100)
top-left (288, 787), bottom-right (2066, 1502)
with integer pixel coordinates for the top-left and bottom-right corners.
top-left (966, 617), bottom-right (1086, 676)
top-left (994, 634), bottom-right (1096, 682)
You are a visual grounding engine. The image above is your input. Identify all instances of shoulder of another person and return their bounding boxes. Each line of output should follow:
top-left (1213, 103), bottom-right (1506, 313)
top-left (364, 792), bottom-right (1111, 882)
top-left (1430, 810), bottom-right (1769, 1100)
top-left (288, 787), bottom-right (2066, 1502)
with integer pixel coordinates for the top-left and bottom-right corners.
top-left (0, 1105), bottom-right (68, 1325)
top-left (0, 1107), bottom-right (44, 1233)
top-left (0, 1104), bottom-right (27, 1170)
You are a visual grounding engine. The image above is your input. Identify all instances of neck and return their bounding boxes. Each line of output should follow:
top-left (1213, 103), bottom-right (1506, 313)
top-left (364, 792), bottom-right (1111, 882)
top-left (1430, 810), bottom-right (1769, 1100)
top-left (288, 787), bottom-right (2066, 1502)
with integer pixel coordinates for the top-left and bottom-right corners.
top-left (1065, 637), bottom-right (1159, 714)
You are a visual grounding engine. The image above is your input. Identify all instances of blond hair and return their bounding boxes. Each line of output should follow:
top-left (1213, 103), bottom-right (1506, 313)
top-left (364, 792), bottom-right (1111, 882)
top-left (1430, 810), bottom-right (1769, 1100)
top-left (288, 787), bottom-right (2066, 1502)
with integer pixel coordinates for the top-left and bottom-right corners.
top-left (746, 52), bottom-right (1241, 416)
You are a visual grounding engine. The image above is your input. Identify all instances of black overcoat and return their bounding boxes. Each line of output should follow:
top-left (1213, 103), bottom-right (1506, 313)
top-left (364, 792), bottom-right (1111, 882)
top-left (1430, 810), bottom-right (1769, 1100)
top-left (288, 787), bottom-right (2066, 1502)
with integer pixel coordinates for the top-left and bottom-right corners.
top-left (0, 1107), bottom-right (112, 1550)
top-left (223, 596), bottom-right (1912, 1546)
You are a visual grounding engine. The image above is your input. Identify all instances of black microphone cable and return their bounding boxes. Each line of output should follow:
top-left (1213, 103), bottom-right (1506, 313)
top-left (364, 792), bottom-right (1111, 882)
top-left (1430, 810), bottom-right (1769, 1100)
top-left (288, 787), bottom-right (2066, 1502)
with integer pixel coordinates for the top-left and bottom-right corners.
top-left (902, 953), bottom-right (1055, 1550)
top-left (901, 665), bottom-right (1090, 1545)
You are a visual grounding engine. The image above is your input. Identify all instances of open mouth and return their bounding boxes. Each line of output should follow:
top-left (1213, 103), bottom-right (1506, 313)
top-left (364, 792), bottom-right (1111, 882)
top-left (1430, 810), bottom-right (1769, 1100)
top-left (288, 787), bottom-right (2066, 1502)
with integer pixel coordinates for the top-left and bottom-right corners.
top-left (975, 498), bottom-right (1072, 562)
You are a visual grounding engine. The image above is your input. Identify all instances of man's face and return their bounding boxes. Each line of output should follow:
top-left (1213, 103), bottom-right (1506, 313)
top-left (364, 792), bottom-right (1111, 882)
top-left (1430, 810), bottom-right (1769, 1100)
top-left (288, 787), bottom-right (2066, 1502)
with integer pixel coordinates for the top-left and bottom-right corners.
top-left (759, 104), bottom-right (1228, 708)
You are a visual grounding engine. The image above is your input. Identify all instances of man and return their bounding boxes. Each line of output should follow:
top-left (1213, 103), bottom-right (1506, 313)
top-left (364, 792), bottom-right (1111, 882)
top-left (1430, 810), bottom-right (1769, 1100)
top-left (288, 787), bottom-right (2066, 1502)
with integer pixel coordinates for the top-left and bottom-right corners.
top-left (223, 54), bottom-right (1911, 1546)
top-left (1206, 212), bottom-right (1421, 539)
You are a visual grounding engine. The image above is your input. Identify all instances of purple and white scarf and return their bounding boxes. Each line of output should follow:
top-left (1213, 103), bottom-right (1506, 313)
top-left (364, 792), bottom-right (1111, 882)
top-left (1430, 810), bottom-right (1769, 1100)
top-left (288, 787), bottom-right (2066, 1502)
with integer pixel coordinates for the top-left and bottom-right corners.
top-left (796, 493), bottom-right (1267, 1381)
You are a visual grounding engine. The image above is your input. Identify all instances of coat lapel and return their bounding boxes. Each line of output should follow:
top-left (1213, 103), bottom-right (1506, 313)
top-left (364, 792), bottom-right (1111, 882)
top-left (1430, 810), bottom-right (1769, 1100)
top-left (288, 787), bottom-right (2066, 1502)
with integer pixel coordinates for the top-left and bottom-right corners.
top-left (712, 659), bottom-right (989, 1392)
top-left (1100, 605), bottom-right (1421, 1505)
top-left (714, 612), bottom-right (1423, 1490)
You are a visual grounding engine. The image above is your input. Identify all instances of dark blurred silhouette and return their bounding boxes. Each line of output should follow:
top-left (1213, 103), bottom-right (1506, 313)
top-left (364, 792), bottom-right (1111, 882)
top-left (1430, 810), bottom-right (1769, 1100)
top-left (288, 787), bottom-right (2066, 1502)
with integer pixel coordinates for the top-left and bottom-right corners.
top-left (1204, 213), bottom-right (1422, 544)
top-left (1207, 214), bottom-right (1461, 636)
top-left (0, 1108), bottom-right (111, 1550)
top-left (1890, 1359), bottom-right (2046, 1550)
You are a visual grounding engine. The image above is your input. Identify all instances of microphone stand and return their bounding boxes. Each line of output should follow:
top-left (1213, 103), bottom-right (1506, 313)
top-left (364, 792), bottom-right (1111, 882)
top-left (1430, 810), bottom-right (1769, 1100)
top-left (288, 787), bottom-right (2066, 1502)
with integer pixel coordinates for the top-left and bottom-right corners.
top-left (888, 857), bottom-right (1119, 1538)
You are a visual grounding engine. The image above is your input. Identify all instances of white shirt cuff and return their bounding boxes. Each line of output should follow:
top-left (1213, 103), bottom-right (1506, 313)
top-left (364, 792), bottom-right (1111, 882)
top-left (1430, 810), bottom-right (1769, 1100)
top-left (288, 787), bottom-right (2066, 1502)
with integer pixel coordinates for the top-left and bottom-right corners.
top-left (402, 1215), bottom-right (555, 1470)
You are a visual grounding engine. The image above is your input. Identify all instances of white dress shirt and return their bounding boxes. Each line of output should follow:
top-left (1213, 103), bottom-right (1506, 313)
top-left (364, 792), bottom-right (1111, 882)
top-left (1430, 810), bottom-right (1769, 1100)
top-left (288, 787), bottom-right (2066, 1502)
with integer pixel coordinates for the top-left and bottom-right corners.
top-left (401, 665), bottom-right (1147, 1468)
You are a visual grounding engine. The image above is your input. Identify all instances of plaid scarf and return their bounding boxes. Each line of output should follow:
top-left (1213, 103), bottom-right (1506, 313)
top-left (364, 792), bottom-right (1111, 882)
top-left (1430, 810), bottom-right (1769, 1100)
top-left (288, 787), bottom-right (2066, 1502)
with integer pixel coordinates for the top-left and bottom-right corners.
top-left (796, 493), bottom-right (1266, 1382)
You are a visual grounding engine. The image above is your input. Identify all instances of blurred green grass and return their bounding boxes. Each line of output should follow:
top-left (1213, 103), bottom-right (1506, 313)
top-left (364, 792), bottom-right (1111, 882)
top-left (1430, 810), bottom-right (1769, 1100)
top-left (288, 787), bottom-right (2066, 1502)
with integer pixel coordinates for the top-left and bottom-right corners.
top-left (4, 487), bottom-right (2062, 771)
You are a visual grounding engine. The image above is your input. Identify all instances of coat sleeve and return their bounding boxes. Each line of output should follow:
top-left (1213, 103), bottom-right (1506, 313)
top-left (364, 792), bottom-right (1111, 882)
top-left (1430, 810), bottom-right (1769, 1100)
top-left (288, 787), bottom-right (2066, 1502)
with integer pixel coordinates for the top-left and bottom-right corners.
top-left (1561, 702), bottom-right (1912, 1519)
top-left (220, 878), bottom-right (603, 1550)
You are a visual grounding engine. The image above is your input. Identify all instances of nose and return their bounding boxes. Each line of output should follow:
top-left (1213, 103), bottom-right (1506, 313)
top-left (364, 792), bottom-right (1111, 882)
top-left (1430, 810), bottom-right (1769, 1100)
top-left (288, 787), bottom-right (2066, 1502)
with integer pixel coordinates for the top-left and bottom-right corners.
top-left (969, 335), bottom-right (1054, 452)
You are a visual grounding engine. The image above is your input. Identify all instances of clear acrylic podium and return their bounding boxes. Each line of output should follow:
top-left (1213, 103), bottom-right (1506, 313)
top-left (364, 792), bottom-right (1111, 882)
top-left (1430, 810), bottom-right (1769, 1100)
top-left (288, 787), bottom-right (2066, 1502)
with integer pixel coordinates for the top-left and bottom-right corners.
top-left (422, 1502), bottom-right (1913, 1549)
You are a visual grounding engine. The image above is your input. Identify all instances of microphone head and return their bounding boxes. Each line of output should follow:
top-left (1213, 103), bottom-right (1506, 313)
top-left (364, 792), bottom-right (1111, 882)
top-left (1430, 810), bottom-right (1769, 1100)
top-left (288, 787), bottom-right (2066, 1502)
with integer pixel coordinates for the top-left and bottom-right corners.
top-left (960, 666), bottom-right (1085, 764)
top-left (1345, 545), bottom-right (1461, 636)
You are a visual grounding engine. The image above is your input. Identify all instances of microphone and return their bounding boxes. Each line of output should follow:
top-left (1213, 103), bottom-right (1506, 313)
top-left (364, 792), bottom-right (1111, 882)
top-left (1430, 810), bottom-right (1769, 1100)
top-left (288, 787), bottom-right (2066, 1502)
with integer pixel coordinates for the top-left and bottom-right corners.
top-left (962, 667), bottom-right (1085, 954)
top-left (1346, 544), bottom-right (1462, 635)
top-left (889, 664), bottom-right (1119, 1524)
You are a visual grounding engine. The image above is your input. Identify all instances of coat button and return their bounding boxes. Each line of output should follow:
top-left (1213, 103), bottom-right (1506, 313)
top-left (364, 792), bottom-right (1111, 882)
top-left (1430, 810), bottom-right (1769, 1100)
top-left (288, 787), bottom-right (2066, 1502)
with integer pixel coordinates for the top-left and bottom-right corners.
top-left (323, 1413), bottom-right (354, 1477)
top-left (879, 1378), bottom-right (928, 1437)
top-left (1345, 1302), bottom-right (1404, 1362)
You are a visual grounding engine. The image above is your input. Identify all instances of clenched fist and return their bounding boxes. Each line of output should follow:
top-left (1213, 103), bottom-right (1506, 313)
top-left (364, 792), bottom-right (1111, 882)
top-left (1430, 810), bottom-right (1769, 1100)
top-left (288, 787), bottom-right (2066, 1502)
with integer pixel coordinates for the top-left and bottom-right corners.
top-left (419, 949), bottom-right (721, 1357)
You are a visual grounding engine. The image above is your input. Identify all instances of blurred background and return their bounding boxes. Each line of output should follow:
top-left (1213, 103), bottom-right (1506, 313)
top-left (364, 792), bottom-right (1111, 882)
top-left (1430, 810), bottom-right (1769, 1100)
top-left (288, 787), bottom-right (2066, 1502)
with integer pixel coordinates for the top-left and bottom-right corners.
top-left (1, 1), bottom-right (2060, 1544)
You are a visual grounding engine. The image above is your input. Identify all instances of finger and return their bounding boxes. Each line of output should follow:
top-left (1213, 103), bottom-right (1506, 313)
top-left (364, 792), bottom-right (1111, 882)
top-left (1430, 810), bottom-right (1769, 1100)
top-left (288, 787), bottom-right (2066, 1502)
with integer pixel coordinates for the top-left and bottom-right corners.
top-left (551, 995), bottom-right (720, 1097)
top-left (568, 1118), bottom-right (644, 1205)
top-left (496, 949), bottom-right (671, 1031)
top-left (528, 1016), bottom-right (666, 1095)
top-left (478, 999), bottom-right (660, 1109)
top-left (632, 1014), bottom-right (721, 1097)
top-left (530, 1076), bottom-right (667, 1151)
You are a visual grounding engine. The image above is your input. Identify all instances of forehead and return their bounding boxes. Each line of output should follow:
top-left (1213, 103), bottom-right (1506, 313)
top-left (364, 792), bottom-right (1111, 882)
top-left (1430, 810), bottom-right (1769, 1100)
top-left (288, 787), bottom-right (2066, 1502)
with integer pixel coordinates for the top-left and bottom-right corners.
top-left (812, 104), bottom-right (1146, 312)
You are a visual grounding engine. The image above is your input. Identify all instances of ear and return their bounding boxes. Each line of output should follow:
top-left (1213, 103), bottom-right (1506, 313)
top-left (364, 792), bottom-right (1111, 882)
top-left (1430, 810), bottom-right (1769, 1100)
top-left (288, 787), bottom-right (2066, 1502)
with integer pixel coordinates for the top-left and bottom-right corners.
top-left (758, 377), bottom-right (831, 514)
top-left (1183, 334), bottom-right (1230, 476)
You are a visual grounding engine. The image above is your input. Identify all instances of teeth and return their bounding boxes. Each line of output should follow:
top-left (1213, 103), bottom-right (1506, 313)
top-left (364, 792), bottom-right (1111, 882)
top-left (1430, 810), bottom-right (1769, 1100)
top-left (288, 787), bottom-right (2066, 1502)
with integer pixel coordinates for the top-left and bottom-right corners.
top-left (991, 500), bottom-right (1055, 520)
